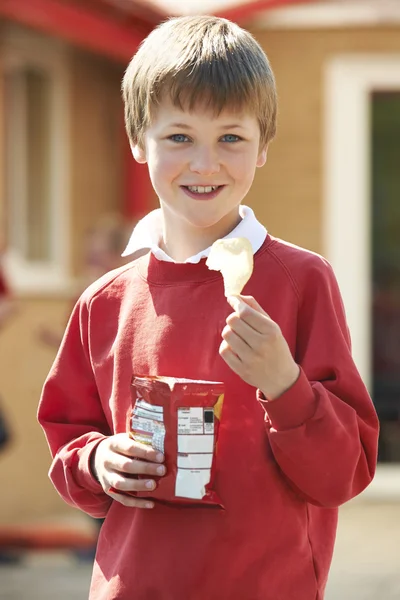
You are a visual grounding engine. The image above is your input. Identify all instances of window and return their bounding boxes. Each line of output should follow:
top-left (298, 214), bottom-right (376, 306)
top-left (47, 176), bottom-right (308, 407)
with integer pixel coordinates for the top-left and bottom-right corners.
top-left (2, 29), bottom-right (71, 293)
top-left (371, 91), bottom-right (400, 463)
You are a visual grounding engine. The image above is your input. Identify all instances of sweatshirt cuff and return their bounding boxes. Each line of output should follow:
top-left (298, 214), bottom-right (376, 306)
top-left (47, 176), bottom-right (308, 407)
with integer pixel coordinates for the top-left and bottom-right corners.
top-left (257, 367), bottom-right (317, 431)
top-left (75, 436), bottom-right (107, 494)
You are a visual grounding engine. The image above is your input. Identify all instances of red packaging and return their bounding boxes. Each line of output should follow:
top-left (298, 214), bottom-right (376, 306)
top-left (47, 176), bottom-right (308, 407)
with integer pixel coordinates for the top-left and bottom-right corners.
top-left (122, 376), bottom-right (225, 508)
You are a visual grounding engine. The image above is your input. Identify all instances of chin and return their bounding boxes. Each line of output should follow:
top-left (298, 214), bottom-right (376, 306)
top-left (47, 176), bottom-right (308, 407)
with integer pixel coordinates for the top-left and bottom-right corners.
top-left (185, 214), bottom-right (226, 230)
top-left (187, 205), bottom-right (236, 226)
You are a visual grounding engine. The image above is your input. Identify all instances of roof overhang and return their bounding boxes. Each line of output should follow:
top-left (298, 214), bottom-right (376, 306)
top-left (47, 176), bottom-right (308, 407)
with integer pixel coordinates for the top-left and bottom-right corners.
top-left (0, 0), bottom-right (317, 61)
top-left (0, 0), bottom-right (151, 62)
top-left (114, 0), bottom-right (317, 21)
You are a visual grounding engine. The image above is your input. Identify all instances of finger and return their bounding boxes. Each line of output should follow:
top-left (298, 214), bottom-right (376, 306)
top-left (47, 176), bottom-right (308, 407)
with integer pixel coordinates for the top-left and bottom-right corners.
top-left (227, 296), bottom-right (272, 334)
top-left (110, 454), bottom-right (166, 478)
top-left (219, 340), bottom-right (243, 373)
top-left (107, 489), bottom-right (155, 509)
top-left (228, 294), bottom-right (266, 313)
top-left (221, 324), bottom-right (252, 358)
top-left (110, 434), bottom-right (164, 464)
top-left (238, 295), bottom-right (268, 314)
top-left (109, 473), bottom-right (158, 493)
top-left (225, 314), bottom-right (263, 349)
top-left (228, 294), bottom-right (270, 317)
top-left (129, 442), bottom-right (165, 464)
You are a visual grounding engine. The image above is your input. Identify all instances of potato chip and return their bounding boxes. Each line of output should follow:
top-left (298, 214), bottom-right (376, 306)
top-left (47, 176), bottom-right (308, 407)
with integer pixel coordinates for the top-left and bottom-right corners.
top-left (206, 237), bottom-right (254, 297)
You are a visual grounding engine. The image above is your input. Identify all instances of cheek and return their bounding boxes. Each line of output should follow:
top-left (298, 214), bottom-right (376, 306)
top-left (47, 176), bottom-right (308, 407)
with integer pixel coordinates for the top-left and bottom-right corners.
top-left (149, 153), bottom-right (182, 185)
top-left (228, 152), bottom-right (258, 185)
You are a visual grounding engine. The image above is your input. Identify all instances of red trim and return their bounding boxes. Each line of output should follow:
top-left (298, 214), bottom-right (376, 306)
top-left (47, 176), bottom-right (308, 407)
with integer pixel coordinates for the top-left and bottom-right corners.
top-left (0, 0), bottom-right (147, 61)
top-left (124, 140), bottom-right (153, 220)
top-left (98, 0), bottom-right (315, 23)
top-left (213, 0), bottom-right (317, 22)
top-left (98, 0), bottom-right (168, 25)
top-left (120, 113), bottom-right (153, 220)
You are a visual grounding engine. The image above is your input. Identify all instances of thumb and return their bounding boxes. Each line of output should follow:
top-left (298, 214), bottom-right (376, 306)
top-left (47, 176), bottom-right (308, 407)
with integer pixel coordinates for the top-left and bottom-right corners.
top-left (227, 294), bottom-right (268, 317)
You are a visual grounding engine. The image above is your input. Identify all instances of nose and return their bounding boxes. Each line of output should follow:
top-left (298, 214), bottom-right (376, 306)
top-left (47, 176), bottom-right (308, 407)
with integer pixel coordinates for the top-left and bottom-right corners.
top-left (189, 145), bottom-right (220, 175)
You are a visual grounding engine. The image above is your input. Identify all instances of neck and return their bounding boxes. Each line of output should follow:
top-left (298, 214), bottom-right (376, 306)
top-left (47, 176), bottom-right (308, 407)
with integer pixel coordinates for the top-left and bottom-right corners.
top-left (160, 208), bottom-right (242, 262)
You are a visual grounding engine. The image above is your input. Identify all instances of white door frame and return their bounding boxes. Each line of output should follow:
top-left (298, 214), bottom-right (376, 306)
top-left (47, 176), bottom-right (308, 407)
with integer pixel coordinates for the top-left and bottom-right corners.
top-left (324, 55), bottom-right (400, 496)
top-left (324, 55), bottom-right (400, 389)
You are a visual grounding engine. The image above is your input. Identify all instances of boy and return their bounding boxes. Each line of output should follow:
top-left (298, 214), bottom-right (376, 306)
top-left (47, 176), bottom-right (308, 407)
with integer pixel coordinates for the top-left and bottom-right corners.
top-left (38, 16), bottom-right (379, 600)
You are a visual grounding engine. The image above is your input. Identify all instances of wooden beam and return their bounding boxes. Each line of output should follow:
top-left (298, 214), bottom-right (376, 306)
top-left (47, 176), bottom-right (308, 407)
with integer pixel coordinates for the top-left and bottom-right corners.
top-left (0, 0), bottom-right (147, 62)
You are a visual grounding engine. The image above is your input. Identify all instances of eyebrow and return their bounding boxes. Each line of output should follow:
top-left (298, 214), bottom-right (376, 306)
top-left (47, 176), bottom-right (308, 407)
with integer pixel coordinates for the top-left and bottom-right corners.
top-left (167, 123), bottom-right (245, 130)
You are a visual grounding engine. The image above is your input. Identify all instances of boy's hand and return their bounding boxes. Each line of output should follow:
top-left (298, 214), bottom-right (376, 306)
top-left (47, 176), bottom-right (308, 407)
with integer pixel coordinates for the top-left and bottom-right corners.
top-left (92, 433), bottom-right (166, 509)
top-left (220, 295), bottom-right (300, 401)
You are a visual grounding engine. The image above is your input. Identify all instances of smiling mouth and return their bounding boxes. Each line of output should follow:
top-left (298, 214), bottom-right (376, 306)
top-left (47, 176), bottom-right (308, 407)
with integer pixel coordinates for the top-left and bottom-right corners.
top-left (182, 185), bottom-right (223, 194)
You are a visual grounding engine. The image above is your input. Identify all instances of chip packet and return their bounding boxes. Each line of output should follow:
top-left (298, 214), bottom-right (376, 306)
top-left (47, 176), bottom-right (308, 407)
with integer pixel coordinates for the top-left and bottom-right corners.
top-left (115, 376), bottom-right (225, 508)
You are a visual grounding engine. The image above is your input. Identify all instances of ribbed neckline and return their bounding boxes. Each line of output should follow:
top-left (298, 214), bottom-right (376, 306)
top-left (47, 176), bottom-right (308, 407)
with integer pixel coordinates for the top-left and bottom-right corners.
top-left (137, 235), bottom-right (271, 285)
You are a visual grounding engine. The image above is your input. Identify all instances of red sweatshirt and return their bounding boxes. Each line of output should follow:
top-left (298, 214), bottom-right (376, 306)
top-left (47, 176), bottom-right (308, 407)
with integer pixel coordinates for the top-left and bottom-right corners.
top-left (38, 235), bottom-right (379, 600)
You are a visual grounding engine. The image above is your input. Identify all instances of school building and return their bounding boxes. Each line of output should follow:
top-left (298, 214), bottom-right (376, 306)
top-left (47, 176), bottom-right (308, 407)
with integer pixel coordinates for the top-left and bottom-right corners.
top-left (0, 0), bottom-right (399, 527)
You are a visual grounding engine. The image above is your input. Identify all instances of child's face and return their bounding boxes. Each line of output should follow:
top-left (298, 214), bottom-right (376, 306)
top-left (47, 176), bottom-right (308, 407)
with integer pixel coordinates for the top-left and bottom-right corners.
top-left (132, 98), bottom-right (267, 241)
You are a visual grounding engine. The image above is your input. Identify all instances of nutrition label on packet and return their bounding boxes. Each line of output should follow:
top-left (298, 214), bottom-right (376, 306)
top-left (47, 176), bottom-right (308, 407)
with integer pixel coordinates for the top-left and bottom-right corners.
top-left (176, 407), bottom-right (215, 499)
top-left (130, 399), bottom-right (166, 454)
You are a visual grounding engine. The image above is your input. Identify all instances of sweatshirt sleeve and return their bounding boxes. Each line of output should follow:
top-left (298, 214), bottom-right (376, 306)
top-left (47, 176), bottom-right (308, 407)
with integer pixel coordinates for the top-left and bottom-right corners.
top-left (258, 256), bottom-right (379, 508)
top-left (38, 294), bottom-right (113, 519)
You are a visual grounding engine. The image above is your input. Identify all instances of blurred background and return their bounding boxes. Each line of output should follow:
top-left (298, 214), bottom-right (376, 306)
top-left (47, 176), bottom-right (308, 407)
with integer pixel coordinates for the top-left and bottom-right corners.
top-left (0, 0), bottom-right (399, 598)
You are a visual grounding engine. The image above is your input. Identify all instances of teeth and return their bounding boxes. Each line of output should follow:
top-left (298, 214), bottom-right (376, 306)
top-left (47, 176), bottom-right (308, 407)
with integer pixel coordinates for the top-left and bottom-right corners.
top-left (187, 185), bottom-right (218, 193)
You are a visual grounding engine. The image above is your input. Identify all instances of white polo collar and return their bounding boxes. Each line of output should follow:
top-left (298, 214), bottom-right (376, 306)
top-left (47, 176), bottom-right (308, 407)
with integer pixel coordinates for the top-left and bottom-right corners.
top-left (122, 205), bottom-right (267, 263)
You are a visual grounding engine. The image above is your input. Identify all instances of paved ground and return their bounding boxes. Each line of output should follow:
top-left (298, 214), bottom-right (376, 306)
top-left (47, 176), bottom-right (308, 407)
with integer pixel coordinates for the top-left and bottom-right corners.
top-left (0, 501), bottom-right (399, 599)
top-left (325, 501), bottom-right (400, 600)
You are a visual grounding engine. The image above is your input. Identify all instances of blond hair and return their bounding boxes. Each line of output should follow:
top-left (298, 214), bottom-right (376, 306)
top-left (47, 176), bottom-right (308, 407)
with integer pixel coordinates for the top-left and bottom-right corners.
top-left (122, 16), bottom-right (277, 149)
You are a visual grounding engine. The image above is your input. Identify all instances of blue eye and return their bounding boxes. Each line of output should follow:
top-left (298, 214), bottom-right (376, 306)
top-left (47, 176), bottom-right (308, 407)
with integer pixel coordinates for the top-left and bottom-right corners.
top-left (169, 134), bottom-right (190, 143)
top-left (221, 134), bottom-right (241, 143)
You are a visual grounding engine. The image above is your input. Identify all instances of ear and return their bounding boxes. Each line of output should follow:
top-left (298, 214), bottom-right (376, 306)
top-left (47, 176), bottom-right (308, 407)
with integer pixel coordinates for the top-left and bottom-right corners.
top-left (130, 143), bottom-right (147, 164)
top-left (256, 145), bottom-right (268, 168)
